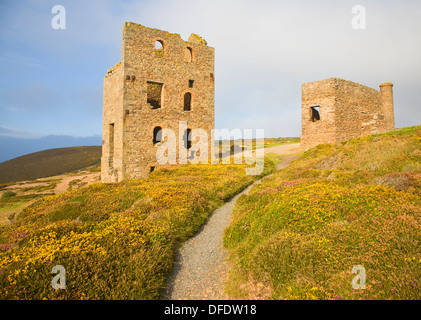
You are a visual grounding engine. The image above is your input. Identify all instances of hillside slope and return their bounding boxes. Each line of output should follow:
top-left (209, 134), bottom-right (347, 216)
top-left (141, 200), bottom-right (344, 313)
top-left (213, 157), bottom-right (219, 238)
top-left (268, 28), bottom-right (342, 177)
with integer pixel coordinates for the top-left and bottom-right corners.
top-left (0, 146), bottom-right (102, 184)
top-left (224, 125), bottom-right (421, 300)
top-left (0, 158), bottom-right (276, 299)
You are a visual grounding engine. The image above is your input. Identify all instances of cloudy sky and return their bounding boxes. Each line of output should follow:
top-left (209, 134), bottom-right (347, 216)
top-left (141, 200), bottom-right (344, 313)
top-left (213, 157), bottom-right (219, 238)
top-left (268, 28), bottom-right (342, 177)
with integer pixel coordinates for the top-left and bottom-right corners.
top-left (1, 0), bottom-right (420, 141)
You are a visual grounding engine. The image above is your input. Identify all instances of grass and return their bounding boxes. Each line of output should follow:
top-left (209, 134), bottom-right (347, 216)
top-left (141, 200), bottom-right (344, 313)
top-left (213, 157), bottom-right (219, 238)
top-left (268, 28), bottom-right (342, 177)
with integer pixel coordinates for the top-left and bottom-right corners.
top-left (216, 138), bottom-right (300, 153)
top-left (0, 179), bottom-right (60, 227)
top-left (223, 125), bottom-right (421, 300)
top-left (0, 195), bottom-right (39, 227)
top-left (249, 137), bottom-right (300, 150)
top-left (0, 146), bottom-right (101, 184)
top-left (264, 153), bottom-right (284, 167)
top-left (1, 191), bottom-right (16, 199)
top-left (0, 157), bottom-right (276, 299)
top-left (0, 193), bottom-right (40, 210)
top-left (67, 179), bottom-right (84, 192)
top-left (18, 180), bottom-right (60, 194)
top-left (263, 137), bottom-right (300, 149)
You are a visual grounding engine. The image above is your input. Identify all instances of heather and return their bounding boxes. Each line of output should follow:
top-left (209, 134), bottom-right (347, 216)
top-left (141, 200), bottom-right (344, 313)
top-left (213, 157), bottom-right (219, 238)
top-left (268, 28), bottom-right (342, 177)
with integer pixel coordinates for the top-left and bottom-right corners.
top-left (0, 158), bottom-right (275, 299)
top-left (224, 125), bottom-right (421, 299)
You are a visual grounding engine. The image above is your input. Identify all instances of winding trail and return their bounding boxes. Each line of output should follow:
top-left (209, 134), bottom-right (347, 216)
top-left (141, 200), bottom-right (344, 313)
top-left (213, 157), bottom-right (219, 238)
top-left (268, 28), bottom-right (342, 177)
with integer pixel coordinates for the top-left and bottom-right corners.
top-left (54, 172), bottom-right (100, 194)
top-left (162, 143), bottom-right (302, 300)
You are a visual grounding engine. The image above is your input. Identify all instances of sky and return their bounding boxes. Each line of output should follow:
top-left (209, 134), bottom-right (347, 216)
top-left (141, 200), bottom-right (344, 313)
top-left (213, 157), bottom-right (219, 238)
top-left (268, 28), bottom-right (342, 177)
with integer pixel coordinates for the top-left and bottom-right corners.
top-left (1, 0), bottom-right (421, 142)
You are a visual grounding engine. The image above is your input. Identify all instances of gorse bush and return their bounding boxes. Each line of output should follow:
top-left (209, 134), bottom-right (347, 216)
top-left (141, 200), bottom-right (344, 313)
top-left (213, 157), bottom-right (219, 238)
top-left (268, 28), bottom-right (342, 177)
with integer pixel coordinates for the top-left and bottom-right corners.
top-left (224, 125), bottom-right (421, 300)
top-left (0, 158), bottom-right (275, 299)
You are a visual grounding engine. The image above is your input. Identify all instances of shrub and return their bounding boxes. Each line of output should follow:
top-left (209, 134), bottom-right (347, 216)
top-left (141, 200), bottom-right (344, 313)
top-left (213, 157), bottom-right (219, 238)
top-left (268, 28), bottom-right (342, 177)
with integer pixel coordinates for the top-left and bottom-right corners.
top-left (224, 125), bottom-right (421, 300)
top-left (0, 158), bottom-right (276, 299)
top-left (1, 191), bottom-right (16, 199)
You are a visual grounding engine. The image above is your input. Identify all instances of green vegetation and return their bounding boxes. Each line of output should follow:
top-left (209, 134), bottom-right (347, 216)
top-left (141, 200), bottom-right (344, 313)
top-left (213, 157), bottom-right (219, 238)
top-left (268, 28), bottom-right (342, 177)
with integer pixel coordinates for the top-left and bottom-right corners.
top-left (264, 153), bottom-right (283, 166)
top-left (0, 179), bottom-right (61, 225)
top-left (0, 146), bottom-right (101, 184)
top-left (67, 179), bottom-right (85, 192)
top-left (263, 137), bottom-right (300, 149)
top-left (247, 137), bottom-right (301, 150)
top-left (0, 158), bottom-right (275, 299)
top-left (1, 191), bottom-right (16, 199)
top-left (224, 125), bottom-right (421, 300)
top-left (0, 192), bottom-right (44, 226)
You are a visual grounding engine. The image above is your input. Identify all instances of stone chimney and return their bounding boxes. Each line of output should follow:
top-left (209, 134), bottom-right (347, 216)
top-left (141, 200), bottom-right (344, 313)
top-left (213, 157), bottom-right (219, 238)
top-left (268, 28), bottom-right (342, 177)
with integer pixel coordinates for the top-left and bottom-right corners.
top-left (379, 82), bottom-right (395, 132)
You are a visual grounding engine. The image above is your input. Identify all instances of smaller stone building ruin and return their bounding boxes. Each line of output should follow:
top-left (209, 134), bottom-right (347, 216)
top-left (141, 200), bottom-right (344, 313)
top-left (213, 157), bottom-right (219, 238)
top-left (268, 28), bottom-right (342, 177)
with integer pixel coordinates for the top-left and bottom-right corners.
top-left (301, 78), bottom-right (395, 150)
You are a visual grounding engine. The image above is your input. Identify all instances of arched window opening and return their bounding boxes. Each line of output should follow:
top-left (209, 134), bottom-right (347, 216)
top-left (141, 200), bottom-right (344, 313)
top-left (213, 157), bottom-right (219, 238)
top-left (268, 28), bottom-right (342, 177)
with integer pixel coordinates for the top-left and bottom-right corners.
top-left (183, 128), bottom-right (192, 150)
top-left (153, 126), bottom-right (162, 144)
top-left (155, 40), bottom-right (164, 58)
top-left (184, 92), bottom-right (192, 111)
top-left (184, 46), bottom-right (193, 62)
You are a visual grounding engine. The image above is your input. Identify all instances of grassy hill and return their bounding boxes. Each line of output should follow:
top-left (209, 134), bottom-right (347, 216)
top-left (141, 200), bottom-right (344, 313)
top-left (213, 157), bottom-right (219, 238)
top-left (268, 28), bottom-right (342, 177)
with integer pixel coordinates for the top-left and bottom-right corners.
top-left (1, 126), bottom-right (420, 300)
top-left (224, 125), bottom-right (421, 300)
top-left (0, 157), bottom-right (275, 299)
top-left (0, 146), bottom-right (102, 184)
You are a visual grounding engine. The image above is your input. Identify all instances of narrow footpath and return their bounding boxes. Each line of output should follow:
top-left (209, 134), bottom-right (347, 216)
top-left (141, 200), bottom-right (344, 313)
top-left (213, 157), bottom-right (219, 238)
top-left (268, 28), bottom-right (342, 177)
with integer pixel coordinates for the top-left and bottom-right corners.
top-left (162, 144), bottom-right (301, 300)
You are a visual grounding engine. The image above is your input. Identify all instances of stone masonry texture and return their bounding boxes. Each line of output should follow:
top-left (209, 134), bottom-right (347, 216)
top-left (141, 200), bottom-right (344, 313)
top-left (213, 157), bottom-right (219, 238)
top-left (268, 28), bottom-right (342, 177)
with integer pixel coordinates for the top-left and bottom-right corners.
top-left (101, 22), bottom-right (215, 182)
top-left (301, 78), bottom-right (395, 150)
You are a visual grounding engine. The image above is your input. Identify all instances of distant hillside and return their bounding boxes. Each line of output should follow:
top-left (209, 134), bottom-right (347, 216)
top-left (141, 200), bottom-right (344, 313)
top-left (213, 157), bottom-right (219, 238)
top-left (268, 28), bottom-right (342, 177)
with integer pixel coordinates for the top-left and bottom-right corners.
top-left (0, 134), bottom-right (102, 163)
top-left (0, 146), bottom-right (102, 184)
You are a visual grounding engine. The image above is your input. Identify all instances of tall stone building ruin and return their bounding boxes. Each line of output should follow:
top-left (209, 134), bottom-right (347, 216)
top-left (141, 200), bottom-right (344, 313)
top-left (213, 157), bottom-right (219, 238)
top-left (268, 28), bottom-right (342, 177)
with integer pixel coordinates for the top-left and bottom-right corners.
top-left (101, 22), bottom-right (215, 182)
top-left (301, 78), bottom-right (395, 150)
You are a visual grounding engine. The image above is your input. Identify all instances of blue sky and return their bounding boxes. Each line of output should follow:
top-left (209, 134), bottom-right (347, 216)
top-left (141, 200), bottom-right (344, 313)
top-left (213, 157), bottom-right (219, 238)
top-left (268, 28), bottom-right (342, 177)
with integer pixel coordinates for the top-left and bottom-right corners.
top-left (1, 0), bottom-right (421, 141)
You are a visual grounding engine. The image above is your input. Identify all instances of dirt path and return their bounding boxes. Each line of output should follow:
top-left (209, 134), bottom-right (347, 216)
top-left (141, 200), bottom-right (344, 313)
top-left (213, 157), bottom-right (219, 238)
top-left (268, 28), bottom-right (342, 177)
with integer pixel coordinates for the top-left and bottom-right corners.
top-left (54, 172), bottom-right (100, 194)
top-left (163, 145), bottom-right (301, 300)
top-left (264, 142), bottom-right (302, 156)
top-left (240, 142), bottom-right (302, 161)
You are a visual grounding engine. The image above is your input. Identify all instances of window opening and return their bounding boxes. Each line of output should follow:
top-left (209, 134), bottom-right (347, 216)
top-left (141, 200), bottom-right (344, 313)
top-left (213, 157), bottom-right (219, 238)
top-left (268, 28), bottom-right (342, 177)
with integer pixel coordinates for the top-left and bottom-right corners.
top-left (184, 92), bottom-right (192, 111)
top-left (310, 106), bottom-right (321, 122)
top-left (153, 126), bottom-right (162, 144)
top-left (147, 81), bottom-right (163, 109)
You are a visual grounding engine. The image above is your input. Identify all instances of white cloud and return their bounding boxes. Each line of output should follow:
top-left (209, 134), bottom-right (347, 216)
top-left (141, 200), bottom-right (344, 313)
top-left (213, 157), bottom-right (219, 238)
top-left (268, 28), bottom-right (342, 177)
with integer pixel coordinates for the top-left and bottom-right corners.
top-left (0, 126), bottom-right (41, 139)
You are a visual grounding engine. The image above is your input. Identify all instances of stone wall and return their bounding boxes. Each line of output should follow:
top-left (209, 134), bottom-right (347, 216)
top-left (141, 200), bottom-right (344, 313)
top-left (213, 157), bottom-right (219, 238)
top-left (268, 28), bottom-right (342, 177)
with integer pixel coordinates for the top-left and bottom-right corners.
top-left (102, 22), bottom-right (215, 182)
top-left (334, 78), bottom-right (383, 142)
top-left (301, 78), bottom-right (395, 150)
top-left (101, 62), bottom-right (124, 182)
top-left (301, 78), bottom-right (337, 149)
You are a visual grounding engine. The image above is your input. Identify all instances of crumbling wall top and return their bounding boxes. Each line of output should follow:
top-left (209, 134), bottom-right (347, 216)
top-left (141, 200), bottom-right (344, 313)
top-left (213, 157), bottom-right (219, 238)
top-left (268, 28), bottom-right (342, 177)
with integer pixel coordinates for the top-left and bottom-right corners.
top-left (188, 33), bottom-right (208, 46)
top-left (123, 21), bottom-right (209, 46)
top-left (380, 82), bottom-right (393, 87)
top-left (123, 21), bottom-right (182, 39)
top-left (303, 77), bottom-right (383, 95)
top-left (105, 61), bottom-right (121, 78)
